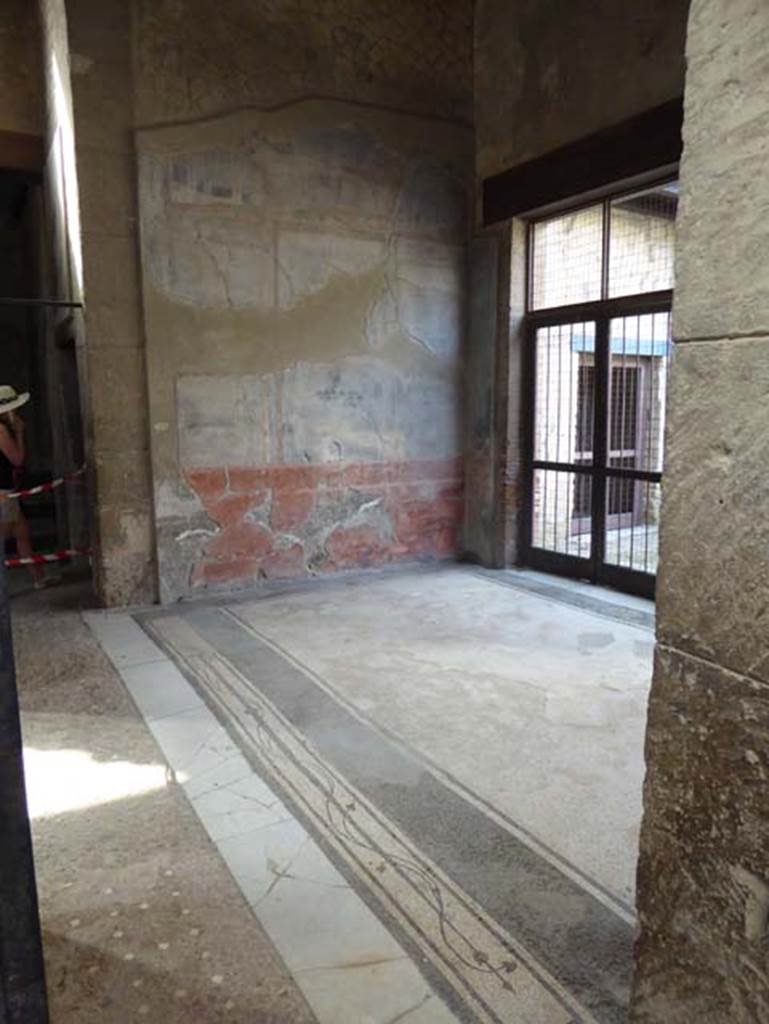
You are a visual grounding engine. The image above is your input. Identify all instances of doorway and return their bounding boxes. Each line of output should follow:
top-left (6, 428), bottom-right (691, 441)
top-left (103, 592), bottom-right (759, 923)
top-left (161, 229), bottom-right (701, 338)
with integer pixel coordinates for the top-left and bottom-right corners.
top-left (0, 172), bottom-right (89, 587)
top-left (522, 181), bottom-right (677, 598)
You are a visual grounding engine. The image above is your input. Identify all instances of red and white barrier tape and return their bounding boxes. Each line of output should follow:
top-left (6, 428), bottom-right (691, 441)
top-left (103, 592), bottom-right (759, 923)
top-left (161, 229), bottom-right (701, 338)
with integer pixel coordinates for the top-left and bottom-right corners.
top-left (0, 465), bottom-right (86, 501)
top-left (5, 547), bottom-right (90, 568)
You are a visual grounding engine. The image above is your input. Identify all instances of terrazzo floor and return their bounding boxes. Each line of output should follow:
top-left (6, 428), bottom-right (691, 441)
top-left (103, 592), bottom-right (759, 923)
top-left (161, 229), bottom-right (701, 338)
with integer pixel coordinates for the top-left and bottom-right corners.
top-left (14, 564), bottom-right (654, 1024)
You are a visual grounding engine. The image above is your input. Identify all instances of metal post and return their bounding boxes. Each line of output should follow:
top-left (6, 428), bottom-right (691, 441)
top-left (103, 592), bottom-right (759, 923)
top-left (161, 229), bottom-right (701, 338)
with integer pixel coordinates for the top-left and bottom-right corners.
top-left (0, 560), bottom-right (49, 1023)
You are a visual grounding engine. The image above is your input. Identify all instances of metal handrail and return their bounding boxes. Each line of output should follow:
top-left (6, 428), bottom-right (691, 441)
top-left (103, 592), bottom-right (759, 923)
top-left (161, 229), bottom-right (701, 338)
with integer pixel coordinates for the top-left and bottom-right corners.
top-left (0, 298), bottom-right (83, 308)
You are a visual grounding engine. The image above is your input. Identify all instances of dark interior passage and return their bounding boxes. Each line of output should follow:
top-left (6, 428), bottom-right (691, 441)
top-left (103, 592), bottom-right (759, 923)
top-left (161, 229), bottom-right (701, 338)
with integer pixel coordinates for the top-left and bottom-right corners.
top-left (0, 173), bottom-right (88, 583)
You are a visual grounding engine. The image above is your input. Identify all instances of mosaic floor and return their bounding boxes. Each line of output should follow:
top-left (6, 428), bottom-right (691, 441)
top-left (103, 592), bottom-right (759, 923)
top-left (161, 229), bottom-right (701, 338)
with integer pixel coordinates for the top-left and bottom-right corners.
top-left (87, 566), bottom-right (655, 1024)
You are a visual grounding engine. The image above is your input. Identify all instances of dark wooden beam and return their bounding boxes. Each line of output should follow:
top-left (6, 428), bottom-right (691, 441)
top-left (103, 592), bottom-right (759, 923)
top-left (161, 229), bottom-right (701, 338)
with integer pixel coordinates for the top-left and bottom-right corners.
top-left (482, 98), bottom-right (683, 225)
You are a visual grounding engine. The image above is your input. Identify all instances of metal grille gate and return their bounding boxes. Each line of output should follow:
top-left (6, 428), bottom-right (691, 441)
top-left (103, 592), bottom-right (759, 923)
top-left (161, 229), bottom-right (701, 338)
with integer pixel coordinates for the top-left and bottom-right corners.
top-left (521, 182), bottom-right (677, 599)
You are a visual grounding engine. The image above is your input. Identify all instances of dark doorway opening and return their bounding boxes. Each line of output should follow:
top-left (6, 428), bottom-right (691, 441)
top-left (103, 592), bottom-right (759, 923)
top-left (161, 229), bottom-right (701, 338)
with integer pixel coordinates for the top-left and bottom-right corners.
top-left (0, 171), bottom-right (89, 591)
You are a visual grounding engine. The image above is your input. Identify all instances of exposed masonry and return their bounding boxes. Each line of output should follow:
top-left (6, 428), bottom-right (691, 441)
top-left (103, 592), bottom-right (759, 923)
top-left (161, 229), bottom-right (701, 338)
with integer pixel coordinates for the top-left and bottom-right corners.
top-left (183, 459), bottom-right (463, 590)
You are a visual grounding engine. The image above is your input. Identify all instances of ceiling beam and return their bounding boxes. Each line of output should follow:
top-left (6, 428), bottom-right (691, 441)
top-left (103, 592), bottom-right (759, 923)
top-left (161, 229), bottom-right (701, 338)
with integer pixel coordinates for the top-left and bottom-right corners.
top-left (482, 98), bottom-right (684, 225)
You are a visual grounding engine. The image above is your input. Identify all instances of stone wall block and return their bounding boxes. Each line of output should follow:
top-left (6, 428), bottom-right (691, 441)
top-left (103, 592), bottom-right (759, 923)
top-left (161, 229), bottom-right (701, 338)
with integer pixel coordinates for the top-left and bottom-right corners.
top-left (87, 345), bottom-right (149, 452)
top-left (656, 338), bottom-right (769, 684)
top-left (97, 504), bottom-right (154, 565)
top-left (642, 646), bottom-right (769, 857)
top-left (75, 145), bottom-right (138, 240)
top-left (95, 500), bottom-right (156, 605)
top-left (93, 450), bottom-right (153, 511)
top-left (633, 645), bottom-right (769, 1023)
top-left (98, 551), bottom-right (156, 606)
top-left (81, 234), bottom-right (143, 348)
top-left (673, 0), bottom-right (769, 340)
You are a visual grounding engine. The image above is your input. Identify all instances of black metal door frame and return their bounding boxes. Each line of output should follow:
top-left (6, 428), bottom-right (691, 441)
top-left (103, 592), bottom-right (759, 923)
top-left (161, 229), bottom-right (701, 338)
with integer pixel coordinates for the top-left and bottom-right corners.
top-left (520, 289), bottom-right (672, 600)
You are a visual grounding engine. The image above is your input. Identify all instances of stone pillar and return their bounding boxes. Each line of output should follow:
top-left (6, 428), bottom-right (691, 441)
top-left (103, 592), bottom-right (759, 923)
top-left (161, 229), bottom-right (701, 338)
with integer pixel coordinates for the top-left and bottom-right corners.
top-left (464, 229), bottom-right (508, 565)
top-left (463, 219), bottom-right (525, 569)
top-left (66, 0), bottom-right (156, 605)
top-left (632, 2), bottom-right (769, 1020)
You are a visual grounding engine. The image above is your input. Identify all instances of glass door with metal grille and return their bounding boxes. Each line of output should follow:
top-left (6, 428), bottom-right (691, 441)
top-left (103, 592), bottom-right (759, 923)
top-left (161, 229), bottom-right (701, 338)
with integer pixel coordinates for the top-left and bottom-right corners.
top-left (522, 181), bottom-right (677, 598)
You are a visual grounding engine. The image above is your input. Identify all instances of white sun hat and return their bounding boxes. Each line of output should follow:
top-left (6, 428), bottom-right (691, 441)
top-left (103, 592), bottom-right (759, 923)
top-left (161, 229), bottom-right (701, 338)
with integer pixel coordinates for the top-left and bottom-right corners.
top-left (0, 385), bottom-right (30, 415)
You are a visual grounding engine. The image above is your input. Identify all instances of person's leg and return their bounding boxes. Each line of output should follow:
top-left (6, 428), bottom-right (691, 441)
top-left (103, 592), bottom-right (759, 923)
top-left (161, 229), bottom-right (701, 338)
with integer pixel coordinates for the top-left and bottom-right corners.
top-left (0, 501), bottom-right (12, 573)
top-left (13, 511), bottom-right (44, 585)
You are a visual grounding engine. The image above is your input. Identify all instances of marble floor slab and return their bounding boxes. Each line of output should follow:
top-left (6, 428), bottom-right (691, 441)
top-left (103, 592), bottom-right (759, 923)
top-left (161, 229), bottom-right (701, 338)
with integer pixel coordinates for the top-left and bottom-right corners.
top-left (119, 658), bottom-right (205, 721)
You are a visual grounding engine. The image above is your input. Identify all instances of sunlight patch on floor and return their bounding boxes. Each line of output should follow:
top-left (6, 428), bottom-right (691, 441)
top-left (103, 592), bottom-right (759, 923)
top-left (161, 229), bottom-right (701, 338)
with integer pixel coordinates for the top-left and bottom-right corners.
top-left (24, 747), bottom-right (169, 818)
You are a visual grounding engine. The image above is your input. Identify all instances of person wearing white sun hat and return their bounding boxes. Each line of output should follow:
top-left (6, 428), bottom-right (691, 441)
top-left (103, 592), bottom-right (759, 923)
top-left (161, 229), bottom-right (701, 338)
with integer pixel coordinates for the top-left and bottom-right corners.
top-left (0, 386), bottom-right (45, 587)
